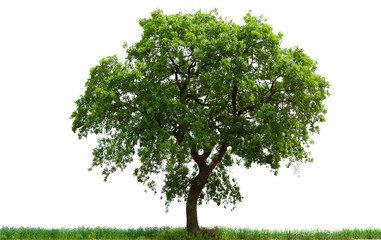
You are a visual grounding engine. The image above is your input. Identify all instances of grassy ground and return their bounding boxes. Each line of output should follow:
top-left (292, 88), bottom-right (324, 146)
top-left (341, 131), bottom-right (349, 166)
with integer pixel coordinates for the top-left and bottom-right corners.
top-left (1, 226), bottom-right (381, 240)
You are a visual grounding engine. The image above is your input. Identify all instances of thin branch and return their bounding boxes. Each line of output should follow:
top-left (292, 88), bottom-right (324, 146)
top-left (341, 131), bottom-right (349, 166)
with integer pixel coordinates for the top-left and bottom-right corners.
top-left (184, 94), bottom-right (210, 106)
top-left (163, 65), bottom-right (176, 74)
top-left (262, 78), bottom-right (277, 99)
top-left (204, 94), bottom-right (209, 105)
top-left (186, 91), bottom-right (208, 96)
top-left (232, 85), bottom-right (238, 115)
top-left (169, 57), bottom-right (180, 73)
top-left (237, 78), bottom-right (278, 116)
top-left (264, 89), bottom-right (279, 103)
top-left (175, 72), bottom-right (181, 90)
top-left (263, 144), bottom-right (273, 154)
top-left (186, 61), bottom-right (196, 80)
top-left (166, 82), bottom-right (177, 88)
top-left (237, 103), bottom-right (258, 116)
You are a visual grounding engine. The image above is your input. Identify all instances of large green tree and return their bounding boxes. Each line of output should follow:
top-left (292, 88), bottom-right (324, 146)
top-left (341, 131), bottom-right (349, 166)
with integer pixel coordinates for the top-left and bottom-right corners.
top-left (71, 9), bottom-right (329, 235)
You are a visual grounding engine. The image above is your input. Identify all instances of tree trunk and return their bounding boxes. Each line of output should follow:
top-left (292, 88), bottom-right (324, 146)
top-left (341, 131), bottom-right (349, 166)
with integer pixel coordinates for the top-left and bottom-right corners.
top-left (186, 169), bottom-right (210, 236)
top-left (186, 144), bottom-right (227, 236)
top-left (186, 185), bottom-right (200, 236)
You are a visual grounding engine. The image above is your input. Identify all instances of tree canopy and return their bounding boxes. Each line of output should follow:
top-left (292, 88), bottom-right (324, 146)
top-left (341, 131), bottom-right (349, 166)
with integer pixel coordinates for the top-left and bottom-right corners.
top-left (71, 9), bottom-right (329, 234)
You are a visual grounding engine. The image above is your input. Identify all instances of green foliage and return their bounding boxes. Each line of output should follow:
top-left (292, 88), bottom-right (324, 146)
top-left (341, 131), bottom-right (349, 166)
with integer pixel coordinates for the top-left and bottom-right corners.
top-left (71, 9), bottom-right (329, 209)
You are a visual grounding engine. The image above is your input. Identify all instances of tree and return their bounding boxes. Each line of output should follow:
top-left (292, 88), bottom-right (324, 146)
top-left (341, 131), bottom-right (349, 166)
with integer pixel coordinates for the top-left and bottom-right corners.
top-left (71, 9), bottom-right (329, 236)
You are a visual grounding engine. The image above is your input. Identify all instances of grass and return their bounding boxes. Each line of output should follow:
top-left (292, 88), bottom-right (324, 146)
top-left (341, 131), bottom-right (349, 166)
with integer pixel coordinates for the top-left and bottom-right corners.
top-left (1, 226), bottom-right (381, 240)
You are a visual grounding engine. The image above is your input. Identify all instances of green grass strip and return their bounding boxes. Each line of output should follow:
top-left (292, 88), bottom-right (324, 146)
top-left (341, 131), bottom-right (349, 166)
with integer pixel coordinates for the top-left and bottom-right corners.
top-left (1, 226), bottom-right (381, 240)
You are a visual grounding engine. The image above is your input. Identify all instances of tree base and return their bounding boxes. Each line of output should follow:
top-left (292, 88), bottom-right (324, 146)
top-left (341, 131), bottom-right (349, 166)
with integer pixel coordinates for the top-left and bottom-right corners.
top-left (199, 227), bottom-right (222, 240)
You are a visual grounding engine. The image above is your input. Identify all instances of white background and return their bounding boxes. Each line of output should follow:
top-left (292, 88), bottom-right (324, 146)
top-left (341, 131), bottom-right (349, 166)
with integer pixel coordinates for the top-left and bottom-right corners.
top-left (1, 0), bottom-right (380, 231)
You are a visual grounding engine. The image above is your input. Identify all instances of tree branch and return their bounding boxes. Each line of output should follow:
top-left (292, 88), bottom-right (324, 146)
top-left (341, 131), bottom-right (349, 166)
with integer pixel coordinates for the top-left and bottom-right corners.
top-left (169, 56), bottom-right (180, 73)
top-left (187, 61), bottom-right (196, 80)
top-left (262, 78), bottom-right (277, 99)
top-left (191, 150), bottom-right (208, 170)
top-left (232, 85), bottom-right (238, 115)
top-left (185, 93), bottom-right (210, 106)
top-left (163, 65), bottom-right (176, 74)
top-left (237, 103), bottom-right (258, 116)
top-left (263, 144), bottom-right (273, 154)
top-left (264, 89), bottom-right (279, 103)
top-left (237, 78), bottom-right (280, 116)
top-left (180, 82), bottom-right (188, 98)
top-left (208, 143), bottom-right (228, 172)
top-left (202, 149), bottom-right (212, 160)
top-left (189, 91), bottom-right (208, 96)
top-left (171, 122), bottom-right (185, 144)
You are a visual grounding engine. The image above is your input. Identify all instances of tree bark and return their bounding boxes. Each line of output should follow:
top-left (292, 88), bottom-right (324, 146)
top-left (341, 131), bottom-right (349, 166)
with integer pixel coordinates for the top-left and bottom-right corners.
top-left (186, 184), bottom-right (200, 236)
top-left (186, 168), bottom-right (210, 236)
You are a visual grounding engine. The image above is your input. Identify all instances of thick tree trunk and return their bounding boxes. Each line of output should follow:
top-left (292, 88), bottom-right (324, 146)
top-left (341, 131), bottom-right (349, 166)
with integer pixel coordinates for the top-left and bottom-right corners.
top-left (186, 185), bottom-right (200, 236)
top-left (186, 169), bottom-right (210, 236)
top-left (186, 144), bottom-right (228, 236)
